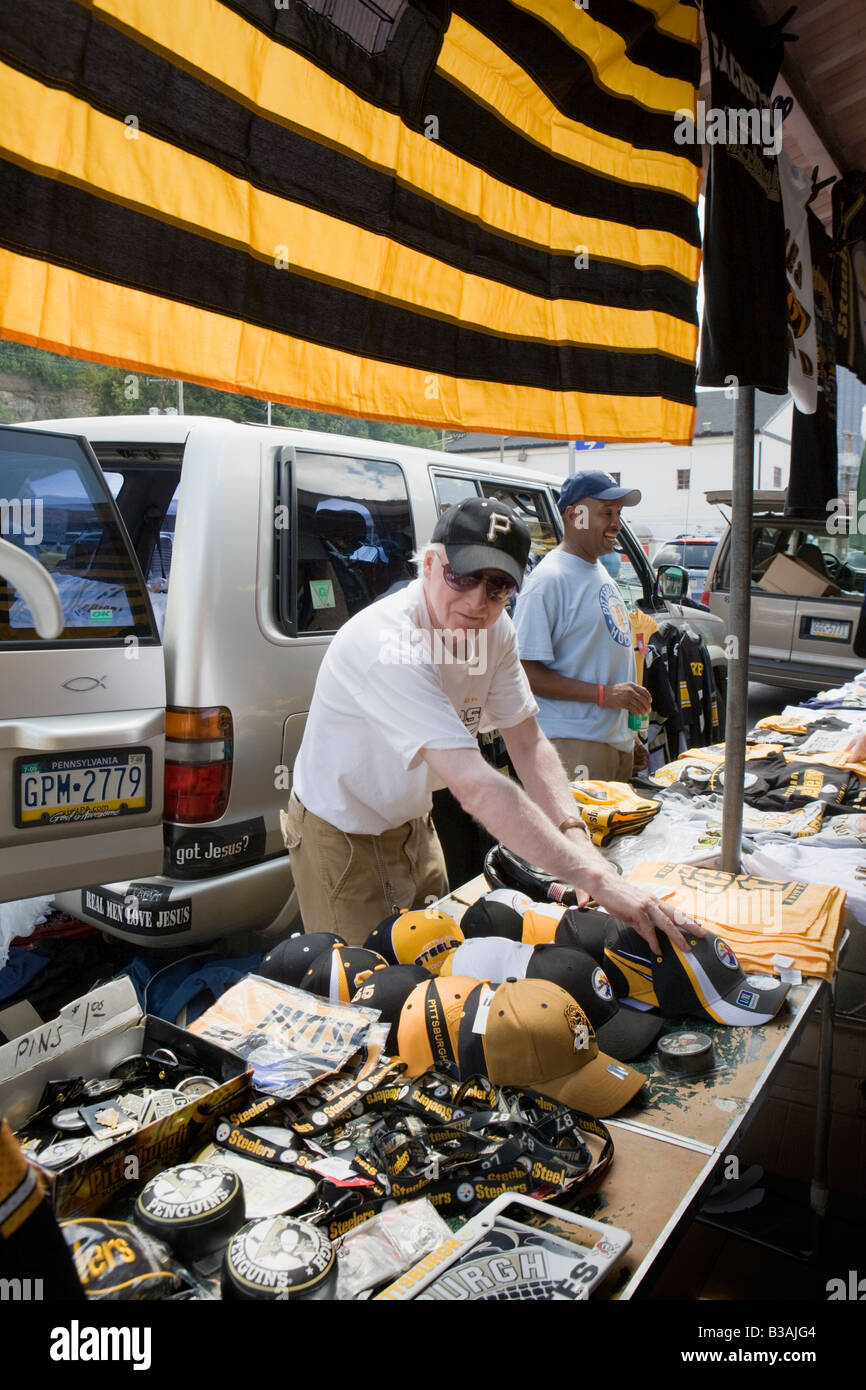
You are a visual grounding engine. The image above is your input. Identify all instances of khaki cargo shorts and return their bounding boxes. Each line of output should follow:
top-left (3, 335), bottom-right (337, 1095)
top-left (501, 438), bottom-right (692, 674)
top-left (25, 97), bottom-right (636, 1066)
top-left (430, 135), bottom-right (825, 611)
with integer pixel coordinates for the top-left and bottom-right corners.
top-left (281, 790), bottom-right (449, 947)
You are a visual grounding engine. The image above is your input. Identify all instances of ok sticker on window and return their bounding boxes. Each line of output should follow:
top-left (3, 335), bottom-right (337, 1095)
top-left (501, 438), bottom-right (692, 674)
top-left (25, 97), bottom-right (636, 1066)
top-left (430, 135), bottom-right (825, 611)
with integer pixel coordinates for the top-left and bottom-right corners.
top-left (309, 580), bottom-right (336, 610)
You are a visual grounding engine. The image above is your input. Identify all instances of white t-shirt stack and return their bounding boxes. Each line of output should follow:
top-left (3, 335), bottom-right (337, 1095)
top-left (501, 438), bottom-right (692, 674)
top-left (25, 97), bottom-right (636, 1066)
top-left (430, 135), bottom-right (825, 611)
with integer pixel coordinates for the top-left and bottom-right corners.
top-left (512, 548), bottom-right (635, 751)
top-left (293, 579), bottom-right (538, 834)
top-left (743, 844), bottom-right (866, 925)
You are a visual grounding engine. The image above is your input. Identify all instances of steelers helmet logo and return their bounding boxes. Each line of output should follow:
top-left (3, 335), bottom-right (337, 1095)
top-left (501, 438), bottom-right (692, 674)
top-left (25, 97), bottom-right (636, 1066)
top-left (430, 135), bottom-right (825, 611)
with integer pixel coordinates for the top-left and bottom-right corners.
top-left (216, 1122), bottom-right (230, 1143)
top-left (714, 937), bottom-right (739, 970)
top-left (592, 967), bottom-right (613, 1002)
top-left (457, 1182), bottom-right (475, 1204)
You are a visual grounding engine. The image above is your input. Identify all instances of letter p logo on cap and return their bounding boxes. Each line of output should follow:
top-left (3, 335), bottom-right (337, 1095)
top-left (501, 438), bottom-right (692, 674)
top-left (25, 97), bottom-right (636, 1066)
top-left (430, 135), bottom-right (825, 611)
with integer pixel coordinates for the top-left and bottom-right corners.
top-left (487, 512), bottom-right (513, 542)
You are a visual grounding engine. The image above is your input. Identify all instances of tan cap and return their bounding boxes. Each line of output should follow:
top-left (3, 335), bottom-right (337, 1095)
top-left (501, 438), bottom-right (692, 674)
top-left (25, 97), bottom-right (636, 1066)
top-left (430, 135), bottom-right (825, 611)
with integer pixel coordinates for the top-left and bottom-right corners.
top-left (481, 979), bottom-right (645, 1118)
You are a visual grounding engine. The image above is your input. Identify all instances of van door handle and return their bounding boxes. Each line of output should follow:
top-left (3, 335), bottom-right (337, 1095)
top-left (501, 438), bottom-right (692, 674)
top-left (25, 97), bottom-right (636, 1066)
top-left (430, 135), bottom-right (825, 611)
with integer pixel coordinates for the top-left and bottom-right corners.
top-left (0, 710), bottom-right (165, 750)
top-left (0, 537), bottom-right (63, 639)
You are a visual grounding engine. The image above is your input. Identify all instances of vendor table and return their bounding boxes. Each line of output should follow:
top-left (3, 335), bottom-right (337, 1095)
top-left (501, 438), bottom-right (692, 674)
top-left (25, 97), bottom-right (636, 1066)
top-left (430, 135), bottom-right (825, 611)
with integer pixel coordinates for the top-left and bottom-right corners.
top-left (438, 876), bottom-right (834, 1299)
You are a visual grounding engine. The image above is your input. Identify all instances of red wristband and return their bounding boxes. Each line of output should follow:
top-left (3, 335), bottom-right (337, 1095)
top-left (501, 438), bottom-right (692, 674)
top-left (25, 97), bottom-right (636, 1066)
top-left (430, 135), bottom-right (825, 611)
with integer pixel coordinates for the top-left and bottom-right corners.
top-left (598, 684), bottom-right (605, 707)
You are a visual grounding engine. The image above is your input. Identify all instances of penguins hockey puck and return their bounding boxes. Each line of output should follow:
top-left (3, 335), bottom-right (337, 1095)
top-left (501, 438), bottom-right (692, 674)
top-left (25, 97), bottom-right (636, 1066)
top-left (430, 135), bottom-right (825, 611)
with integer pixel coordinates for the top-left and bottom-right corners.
top-left (37, 1139), bottom-right (84, 1170)
top-left (222, 1216), bottom-right (337, 1300)
top-left (135, 1162), bottom-right (245, 1260)
top-left (52, 1107), bottom-right (87, 1133)
top-left (657, 1030), bottom-right (715, 1075)
top-left (82, 1077), bottom-right (124, 1100)
top-left (175, 1074), bottom-right (219, 1100)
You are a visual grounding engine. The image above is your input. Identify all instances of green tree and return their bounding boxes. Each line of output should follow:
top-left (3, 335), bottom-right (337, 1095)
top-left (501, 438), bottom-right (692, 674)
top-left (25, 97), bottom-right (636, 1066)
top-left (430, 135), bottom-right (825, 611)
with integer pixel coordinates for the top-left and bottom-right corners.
top-left (0, 340), bottom-right (442, 447)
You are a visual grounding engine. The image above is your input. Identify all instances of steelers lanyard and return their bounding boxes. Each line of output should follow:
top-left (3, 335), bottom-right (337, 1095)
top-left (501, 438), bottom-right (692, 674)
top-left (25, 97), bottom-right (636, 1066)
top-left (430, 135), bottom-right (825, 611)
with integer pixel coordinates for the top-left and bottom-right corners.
top-left (214, 1070), bottom-right (614, 1240)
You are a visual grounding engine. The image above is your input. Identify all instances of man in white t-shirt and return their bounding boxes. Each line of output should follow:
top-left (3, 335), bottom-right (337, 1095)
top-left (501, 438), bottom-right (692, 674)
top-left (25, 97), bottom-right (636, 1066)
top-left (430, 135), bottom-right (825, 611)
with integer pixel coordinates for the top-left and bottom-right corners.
top-left (512, 471), bottom-right (651, 782)
top-left (284, 497), bottom-right (700, 951)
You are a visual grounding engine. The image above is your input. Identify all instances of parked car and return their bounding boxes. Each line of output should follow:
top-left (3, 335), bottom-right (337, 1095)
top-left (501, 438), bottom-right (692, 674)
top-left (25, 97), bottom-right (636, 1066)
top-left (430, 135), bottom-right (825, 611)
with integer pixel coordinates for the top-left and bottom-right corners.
top-left (704, 489), bottom-right (866, 691)
top-left (1, 417), bottom-right (728, 946)
top-left (652, 537), bottom-right (719, 602)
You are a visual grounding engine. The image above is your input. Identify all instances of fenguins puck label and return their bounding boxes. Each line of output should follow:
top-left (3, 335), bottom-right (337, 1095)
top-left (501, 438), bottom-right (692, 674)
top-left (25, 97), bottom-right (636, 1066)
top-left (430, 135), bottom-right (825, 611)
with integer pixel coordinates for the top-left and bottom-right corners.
top-left (224, 1217), bottom-right (334, 1296)
top-left (137, 1164), bottom-right (240, 1223)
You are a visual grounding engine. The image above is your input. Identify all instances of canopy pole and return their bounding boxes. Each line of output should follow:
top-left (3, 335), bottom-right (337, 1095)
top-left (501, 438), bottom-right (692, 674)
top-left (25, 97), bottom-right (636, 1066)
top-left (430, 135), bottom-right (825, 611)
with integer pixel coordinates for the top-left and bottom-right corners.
top-left (721, 386), bottom-right (755, 874)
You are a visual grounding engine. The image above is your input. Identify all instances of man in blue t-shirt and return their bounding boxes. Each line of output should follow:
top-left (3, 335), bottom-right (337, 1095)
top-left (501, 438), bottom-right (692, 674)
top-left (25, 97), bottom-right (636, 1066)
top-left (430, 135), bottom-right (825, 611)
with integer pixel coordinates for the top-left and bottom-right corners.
top-left (512, 471), bottom-right (651, 782)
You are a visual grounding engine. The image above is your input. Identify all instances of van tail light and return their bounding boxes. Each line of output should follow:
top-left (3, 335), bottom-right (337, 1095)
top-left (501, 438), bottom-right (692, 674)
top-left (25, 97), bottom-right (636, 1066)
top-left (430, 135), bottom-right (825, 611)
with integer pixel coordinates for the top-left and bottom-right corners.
top-left (700, 589), bottom-right (710, 606)
top-left (163, 706), bottom-right (233, 823)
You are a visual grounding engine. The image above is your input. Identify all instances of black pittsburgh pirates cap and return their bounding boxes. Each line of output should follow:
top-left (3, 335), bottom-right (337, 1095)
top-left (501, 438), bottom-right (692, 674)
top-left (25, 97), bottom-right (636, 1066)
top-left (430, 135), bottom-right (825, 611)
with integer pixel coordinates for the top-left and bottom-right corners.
top-left (431, 497), bottom-right (531, 589)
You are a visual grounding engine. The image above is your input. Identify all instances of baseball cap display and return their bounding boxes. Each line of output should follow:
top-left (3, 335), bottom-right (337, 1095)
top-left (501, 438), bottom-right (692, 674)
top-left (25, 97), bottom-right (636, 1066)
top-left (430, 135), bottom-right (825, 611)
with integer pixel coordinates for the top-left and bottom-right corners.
top-left (525, 945), bottom-right (663, 1060)
top-left (459, 895), bottom-right (527, 940)
top-left (557, 471), bottom-right (641, 513)
top-left (364, 908), bottom-right (464, 972)
top-left (430, 497), bottom-right (531, 590)
top-left (350, 963), bottom-right (431, 1053)
top-left (475, 979), bottom-right (645, 1117)
top-left (259, 932), bottom-right (346, 988)
top-left (563, 910), bottom-right (790, 1027)
top-left (395, 975), bottom-right (643, 1116)
top-left (440, 935), bottom-right (534, 981)
top-left (439, 936), bottom-right (662, 1061)
top-left (301, 945), bottom-right (389, 1003)
top-left (396, 976), bottom-right (489, 1078)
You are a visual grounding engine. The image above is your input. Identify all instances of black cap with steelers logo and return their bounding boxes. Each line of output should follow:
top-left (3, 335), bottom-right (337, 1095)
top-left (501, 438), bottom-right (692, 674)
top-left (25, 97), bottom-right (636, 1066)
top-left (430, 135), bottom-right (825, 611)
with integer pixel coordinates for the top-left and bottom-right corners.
top-left (525, 944), bottom-right (663, 1060)
top-left (301, 945), bottom-right (389, 1004)
top-left (557, 909), bottom-right (789, 1027)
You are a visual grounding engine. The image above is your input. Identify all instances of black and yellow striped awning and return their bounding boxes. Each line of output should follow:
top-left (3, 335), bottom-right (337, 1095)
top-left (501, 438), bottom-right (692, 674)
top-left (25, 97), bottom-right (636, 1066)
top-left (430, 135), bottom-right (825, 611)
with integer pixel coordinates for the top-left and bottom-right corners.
top-left (0, 0), bottom-right (701, 441)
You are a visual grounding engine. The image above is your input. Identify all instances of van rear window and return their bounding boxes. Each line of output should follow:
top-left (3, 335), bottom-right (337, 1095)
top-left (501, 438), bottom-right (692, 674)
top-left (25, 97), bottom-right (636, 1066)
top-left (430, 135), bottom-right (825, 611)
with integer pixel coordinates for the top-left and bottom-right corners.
top-left (0, 430), bottom-right (156, 646)
top-left (277, 450), bottom-right (415, 635)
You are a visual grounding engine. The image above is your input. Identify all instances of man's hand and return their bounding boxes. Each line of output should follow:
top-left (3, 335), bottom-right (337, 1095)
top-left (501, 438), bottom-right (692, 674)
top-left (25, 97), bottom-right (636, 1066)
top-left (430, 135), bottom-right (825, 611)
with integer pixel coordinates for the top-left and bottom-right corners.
top-left (602, 683), bottom-right (652, 714)
top-left (844, 729), bottom-right (866, 765)
top-left (632, 738), bottom-right (649, 773)
top-left (589, 875), bottom-right (706, 955)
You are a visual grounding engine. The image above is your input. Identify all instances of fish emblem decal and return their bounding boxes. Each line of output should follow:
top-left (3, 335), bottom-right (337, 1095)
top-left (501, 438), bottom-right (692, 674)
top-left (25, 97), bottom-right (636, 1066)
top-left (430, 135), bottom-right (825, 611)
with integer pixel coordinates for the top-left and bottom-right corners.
top-left (63, 675), bottom-right (107, 692)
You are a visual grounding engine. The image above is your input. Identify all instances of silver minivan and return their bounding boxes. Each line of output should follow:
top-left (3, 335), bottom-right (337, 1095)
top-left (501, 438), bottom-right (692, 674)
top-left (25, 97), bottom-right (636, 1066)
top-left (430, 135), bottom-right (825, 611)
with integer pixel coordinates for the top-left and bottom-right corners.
top-left (705, 489), bottom-right (866, 691)
top-left (2, 417), bottom-right (727, 946)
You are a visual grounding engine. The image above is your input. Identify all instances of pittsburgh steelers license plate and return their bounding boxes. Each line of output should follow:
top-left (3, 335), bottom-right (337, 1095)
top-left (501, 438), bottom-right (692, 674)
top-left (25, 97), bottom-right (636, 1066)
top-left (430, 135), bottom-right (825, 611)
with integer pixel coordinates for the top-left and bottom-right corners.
top-left (14, 748), bottom-right (151, 827)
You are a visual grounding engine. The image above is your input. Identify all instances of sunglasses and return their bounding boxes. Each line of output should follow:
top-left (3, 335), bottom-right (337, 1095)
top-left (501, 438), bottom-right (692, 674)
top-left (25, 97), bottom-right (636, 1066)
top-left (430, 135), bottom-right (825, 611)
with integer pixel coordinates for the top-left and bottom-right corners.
top-left (438, 556), bottom-right (518, 603)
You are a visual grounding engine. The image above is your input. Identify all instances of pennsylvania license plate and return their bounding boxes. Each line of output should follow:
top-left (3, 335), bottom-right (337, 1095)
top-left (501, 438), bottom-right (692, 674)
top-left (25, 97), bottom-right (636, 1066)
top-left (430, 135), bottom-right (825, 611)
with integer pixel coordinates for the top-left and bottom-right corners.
top-left (15, 748), bottom-right (151, 827)
top-left (807, 618), bottom-right (851, 641)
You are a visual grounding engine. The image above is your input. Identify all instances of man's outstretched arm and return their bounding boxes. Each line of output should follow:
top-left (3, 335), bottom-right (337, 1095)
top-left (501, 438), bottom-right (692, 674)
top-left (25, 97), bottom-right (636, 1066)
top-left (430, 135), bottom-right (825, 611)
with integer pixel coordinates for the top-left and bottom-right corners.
top-left (421, 742), bottom-right (703, 954)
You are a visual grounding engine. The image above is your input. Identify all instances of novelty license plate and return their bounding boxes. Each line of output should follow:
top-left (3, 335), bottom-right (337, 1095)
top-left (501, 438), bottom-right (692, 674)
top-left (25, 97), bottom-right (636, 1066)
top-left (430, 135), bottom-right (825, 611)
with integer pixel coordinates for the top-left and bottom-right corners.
top-left (806, 617), bottom-right (851, 641)
top-left (14, 748), bottom-right (151, 827)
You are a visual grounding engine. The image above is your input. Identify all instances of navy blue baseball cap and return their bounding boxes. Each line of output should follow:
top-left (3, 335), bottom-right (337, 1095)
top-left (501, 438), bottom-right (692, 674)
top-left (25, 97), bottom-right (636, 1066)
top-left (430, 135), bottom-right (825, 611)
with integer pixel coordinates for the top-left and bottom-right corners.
top-left (558, 471), bottom-right (641, 514)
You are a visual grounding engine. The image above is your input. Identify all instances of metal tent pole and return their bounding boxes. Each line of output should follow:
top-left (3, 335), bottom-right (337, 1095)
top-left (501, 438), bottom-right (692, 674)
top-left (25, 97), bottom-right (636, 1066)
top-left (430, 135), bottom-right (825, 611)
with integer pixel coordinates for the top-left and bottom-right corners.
top-left (720, 386), bottom-right (755, 874)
